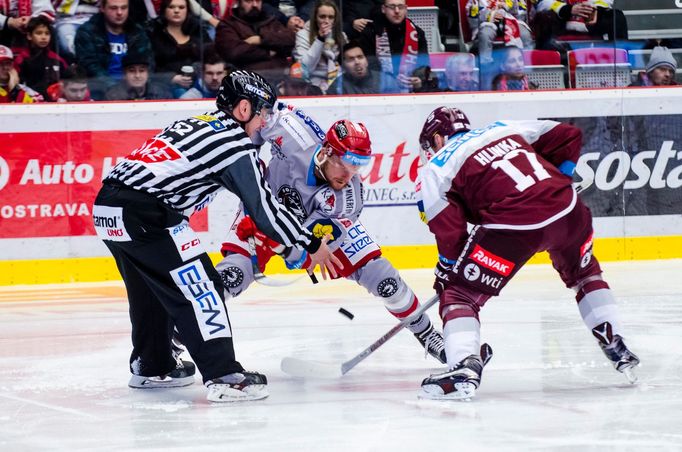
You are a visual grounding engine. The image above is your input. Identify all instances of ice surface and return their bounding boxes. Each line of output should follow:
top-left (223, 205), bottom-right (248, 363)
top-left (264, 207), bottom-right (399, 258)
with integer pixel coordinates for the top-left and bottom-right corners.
top-left (1, 261), bottom-right (681, 451)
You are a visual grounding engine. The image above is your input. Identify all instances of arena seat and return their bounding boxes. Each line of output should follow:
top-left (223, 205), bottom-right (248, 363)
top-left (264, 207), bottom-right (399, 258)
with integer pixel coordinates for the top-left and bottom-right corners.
top-left (567, 47), bottom-right (630, 88)
top-left (523, 50), bottom-right (565, 89)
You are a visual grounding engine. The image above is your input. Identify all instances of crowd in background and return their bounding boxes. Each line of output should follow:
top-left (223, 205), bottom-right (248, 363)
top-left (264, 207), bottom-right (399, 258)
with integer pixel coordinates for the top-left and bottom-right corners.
top-left (0, 0), bottom-right (680, 103)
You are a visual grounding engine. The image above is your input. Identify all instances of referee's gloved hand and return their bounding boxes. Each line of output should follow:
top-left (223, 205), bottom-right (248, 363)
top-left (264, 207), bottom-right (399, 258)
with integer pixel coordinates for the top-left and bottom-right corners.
top-left (433, 258), bottom-right (454, 296)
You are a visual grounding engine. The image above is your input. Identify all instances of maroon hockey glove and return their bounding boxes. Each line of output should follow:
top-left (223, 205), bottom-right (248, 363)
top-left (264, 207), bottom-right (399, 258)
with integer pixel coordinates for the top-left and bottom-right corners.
top-left (236, 216), bottom-right (285, 272)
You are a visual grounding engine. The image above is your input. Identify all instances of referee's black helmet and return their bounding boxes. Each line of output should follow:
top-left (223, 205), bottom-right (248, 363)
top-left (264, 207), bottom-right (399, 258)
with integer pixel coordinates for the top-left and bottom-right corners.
top-left (216, 70), bottom-right (276, 117)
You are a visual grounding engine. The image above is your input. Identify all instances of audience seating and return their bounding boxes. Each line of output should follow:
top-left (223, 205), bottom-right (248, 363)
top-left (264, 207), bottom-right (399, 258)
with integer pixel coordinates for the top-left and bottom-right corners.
top-left (407, 5), bottom-right (445, 53)
top-left (523, 50), bottom-right (565, 89)
top-left (567, 47), bottom-right (631, 88)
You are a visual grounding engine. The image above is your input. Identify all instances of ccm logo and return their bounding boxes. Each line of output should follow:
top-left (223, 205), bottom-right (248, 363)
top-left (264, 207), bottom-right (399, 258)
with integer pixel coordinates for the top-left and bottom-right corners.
top-left (181, 238), bottom-right (200, 251)
top-left (471, 245), bottom-right (514, 276)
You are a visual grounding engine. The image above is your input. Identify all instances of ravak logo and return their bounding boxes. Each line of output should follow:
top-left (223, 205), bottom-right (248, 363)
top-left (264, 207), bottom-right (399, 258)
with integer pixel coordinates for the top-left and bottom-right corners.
top-left (0, 157), bottom-right (9, 191)
top-left (470, 245), bottom-right (514, 276)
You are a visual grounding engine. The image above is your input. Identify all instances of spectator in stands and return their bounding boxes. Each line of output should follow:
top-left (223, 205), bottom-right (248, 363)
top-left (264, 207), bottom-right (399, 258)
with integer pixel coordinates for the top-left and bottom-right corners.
top-left (147, 0), bottom-right (212, 97)
top-left (13, 16), bottom-right (68, 99)
top-left (52, 0), bottom-right (100, 62)
top-left (341, 0), bottom-right (382, 39)
top-left (491, 45), bottom-right (537, 91)
top-left (327, 40), bottom-right (400, 95)
top-left (0, 45), bottom-right (40, 102)
top-left (47, 64), bottom-right (92, 101)
top-left (75, 0), bottom-right (152, 100)
top-left (180, 54), bottom-right (231, 98)
top-left (531, 0), bottom-right (628, 51)
top-left (105, 52), bottom-right (170, 100)
top-left (292, 0), bottom-right (345, 93)
top-left (444, 53), bottom-right (479, 91)
top-left (264, 0), bottom-right (307, 30)
top-left (215, 0), bottom-right (295, 85)
top-left (631, 46), bottom-right (678, 87)
top-left (467, 0), bottom-right (533, 65)
top-left (357, 0), bottom-right (430, 93)
top-left (0, 0), bottom-right (54, 47)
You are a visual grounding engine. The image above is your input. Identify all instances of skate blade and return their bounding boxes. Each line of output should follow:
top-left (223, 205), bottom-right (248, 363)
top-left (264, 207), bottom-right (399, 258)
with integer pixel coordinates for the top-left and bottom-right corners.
top-left (418, 382), bottom-right (476, 401)
top-left (206, 384), bottom-right (269, 403)
top-left (622, 367), bottom-right (638, 385)
top-left (128, 375), bottom-right (194, 389)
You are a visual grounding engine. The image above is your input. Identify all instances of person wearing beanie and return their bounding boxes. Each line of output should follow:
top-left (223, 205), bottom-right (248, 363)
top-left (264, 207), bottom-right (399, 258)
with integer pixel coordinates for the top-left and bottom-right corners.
top-left (631, 46), bottom-right (678, 87)
top-left (104, 53), bottom-right (171, 100)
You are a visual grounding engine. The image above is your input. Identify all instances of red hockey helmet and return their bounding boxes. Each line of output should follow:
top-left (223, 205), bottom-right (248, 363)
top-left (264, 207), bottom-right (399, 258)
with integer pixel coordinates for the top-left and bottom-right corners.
top-left (324, 120), bottom-right (372, 167)
top-left (419, 106), bottom-right (471, 162)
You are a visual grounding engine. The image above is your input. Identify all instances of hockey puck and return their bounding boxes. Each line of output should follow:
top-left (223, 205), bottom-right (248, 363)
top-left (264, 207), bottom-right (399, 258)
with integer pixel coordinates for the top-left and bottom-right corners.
top-left (338, 307), bottom-right (354, 320)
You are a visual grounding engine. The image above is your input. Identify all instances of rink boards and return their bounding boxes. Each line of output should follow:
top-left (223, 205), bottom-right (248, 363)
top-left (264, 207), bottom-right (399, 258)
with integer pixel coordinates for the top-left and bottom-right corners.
top-left (1, 89), bottom-right (681, 284)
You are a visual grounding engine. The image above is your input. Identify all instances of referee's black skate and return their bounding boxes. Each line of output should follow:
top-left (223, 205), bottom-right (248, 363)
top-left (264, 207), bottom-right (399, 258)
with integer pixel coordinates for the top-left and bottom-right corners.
top-left (592, 322), bottom-right (640, 384)
top-left (128, 359), bottom-right (196, 389)
top-left (414, 324), bottom-right (447, 364)
top-left (206, 371), bottom-right (268, 402)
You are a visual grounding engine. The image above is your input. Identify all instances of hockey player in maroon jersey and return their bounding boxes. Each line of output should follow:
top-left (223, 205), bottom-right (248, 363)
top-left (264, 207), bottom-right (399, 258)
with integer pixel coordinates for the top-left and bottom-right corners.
top-left (216, 104), bottom-right (447, 363)
top-left (415, 106), bottom-right (640, 400)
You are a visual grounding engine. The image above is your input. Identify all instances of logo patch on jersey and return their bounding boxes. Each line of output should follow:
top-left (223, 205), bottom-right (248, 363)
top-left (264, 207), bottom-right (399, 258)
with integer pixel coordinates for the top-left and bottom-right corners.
top-left (308, 219), bottom-right (342, 243)
top-left (462, 263), bottom-right (481, 281)
top-left (171, 261), bottom-right (231, 340)
top-left (128, 137), bottom-right (182, 163)
top-left (169, 220), bottom-right (203, 261)
top-left (579, 233), bottom-right (594, 268)
top-left (377, 278), bottom-right (398, 298)
top-left (470, 245), bottom-right (514, 276)
top-left (320, 188), bottom-right (336, 214)
top-left (93, 205), bottom-right (132, 242)
top-left (192, 114), bottom-right (225, 131)
top-left (277, 185), bottom-right (306, 222)
top-left (220, 266), bottom-right (244, 289)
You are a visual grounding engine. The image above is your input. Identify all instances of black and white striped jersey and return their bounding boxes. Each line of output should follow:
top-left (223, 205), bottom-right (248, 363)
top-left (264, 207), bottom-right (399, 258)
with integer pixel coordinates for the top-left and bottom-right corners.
top-left (105, 110), bottom-right (318, 252)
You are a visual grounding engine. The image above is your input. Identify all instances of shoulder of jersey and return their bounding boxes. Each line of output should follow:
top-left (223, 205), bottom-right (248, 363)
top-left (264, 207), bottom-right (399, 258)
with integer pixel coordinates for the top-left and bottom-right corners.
top-left (191, 112), bottom-right (233, 133)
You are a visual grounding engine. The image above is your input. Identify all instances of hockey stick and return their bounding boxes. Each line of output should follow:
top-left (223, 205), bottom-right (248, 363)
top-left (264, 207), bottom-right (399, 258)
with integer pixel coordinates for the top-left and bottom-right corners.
top-left (281, 293), bottom-right (440, 378)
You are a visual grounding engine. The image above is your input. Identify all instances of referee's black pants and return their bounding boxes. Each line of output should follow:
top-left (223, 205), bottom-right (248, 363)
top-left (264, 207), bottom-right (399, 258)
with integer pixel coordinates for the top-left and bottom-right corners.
top-left (93, 183), bottom-right (244, 381)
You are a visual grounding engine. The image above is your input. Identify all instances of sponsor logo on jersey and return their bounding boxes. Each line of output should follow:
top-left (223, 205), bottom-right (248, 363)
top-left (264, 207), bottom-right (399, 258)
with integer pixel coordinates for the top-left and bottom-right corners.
top-left (308, 219), bottom-right (342, 243)
top-left (192, 114), bottom-right (225, 131)
top-left (470, 245), bottom-right (514, 276)
top-left (463, 263), bottom-right (480, 281)
top-left (171, 261), bottom-right (231, 340)
top-left (293, 109), bottom-right (326, 140)
top-left (432, 121), bottom-right (505, 167)
top-left (341, 222), bottom-right (377, 259)
top-left (321, 188), bottom-right (336, 214)
top-left (169, 220), bottom-right (203, 261)
top-left (580, 232), bottom-right (594, 268)
top-left (127, 137), bottom-right (182, 163)
top-left (92, 205), bottom-right (132, 242)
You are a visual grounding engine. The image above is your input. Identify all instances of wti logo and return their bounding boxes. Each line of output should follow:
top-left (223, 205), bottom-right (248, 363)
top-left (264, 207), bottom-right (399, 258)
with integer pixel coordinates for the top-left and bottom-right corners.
top-left (575, 141), bottom-right (682, 190)
top-left (0, 157), bottom-right (9, 191)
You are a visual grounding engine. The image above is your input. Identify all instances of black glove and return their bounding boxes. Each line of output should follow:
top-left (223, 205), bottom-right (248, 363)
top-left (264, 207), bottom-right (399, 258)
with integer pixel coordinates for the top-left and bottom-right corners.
top-left (433, 258), bottom-right (454, 296)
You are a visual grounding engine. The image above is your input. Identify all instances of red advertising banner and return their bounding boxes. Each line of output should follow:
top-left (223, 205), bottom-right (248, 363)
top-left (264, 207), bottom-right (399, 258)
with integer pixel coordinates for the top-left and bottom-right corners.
top-left (0, 130), bottom-right (208, 238)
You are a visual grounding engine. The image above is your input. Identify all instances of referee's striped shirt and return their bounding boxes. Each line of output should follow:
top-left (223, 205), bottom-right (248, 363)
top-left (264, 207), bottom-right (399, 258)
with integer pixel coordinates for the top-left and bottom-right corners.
top-left (105, 110), bottom-right (319, 252)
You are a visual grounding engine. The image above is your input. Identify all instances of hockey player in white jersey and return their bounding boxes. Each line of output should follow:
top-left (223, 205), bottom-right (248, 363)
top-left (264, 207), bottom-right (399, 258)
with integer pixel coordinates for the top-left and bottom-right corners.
top-left (216, 103), bottom-right (447, 363)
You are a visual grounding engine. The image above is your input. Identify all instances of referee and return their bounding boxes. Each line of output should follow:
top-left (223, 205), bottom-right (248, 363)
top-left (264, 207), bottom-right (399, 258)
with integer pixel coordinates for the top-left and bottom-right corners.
top-left (92, 70), bottom-right (340, 402)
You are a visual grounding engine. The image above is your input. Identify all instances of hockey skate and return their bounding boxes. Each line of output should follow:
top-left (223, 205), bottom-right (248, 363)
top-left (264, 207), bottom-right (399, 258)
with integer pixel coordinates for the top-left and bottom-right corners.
top-left (128, 359), bottom-right (196, 389)
top-left (206, 371), bottom-right (269, 402)
top-left (414, 324), bottom-right (447, 364)
top-left (418, 343), bottom-right (493, 401)
top-left (592, 322), bottom-right (640, 384)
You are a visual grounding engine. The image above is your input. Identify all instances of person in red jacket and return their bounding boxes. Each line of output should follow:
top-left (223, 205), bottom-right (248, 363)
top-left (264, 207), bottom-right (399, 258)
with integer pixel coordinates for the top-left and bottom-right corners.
top-left (415, 106), bottom-right (640, 400)
top-left (214, 0), bottom-right (295, 86)
top-left (0, 44), bottom-right (39, 102)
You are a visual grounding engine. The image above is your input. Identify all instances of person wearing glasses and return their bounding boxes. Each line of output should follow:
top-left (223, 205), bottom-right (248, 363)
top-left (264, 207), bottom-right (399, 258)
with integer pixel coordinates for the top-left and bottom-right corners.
top-left (356, 0), bottom-right (430, 93)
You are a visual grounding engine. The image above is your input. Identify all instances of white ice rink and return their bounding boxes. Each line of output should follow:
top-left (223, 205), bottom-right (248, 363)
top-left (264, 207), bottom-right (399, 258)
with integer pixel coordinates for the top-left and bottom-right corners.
top-left (1, 260), bottom-right (681, 451)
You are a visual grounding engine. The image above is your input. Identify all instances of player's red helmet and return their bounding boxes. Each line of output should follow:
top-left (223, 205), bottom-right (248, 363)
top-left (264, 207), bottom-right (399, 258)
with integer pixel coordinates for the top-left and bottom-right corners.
top-left (419, 106), bottom-right (471, 162)
top-left (324, 120), bottom-right (372, 167)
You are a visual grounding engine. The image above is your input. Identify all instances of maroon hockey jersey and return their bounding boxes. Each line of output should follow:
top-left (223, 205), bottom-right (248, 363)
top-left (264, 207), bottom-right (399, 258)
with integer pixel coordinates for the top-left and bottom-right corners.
top-left (416, 120), bottom-right (582, 262)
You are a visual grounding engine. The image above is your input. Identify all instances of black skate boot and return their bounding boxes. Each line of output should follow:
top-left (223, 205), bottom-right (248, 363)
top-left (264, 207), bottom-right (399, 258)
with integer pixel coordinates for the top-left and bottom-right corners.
top-left (206, 371), bottom-right (269, 402)
top-left (171, 329), bottom-right (185, 361)
top-left (128, 359), bottom-right (196, 389)
top-left (592, 322), bottom-right (640, 384)
top-left (414, 324), bottom-right (447, 364)
top-left (419, 354), bottom-right (483, 400)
